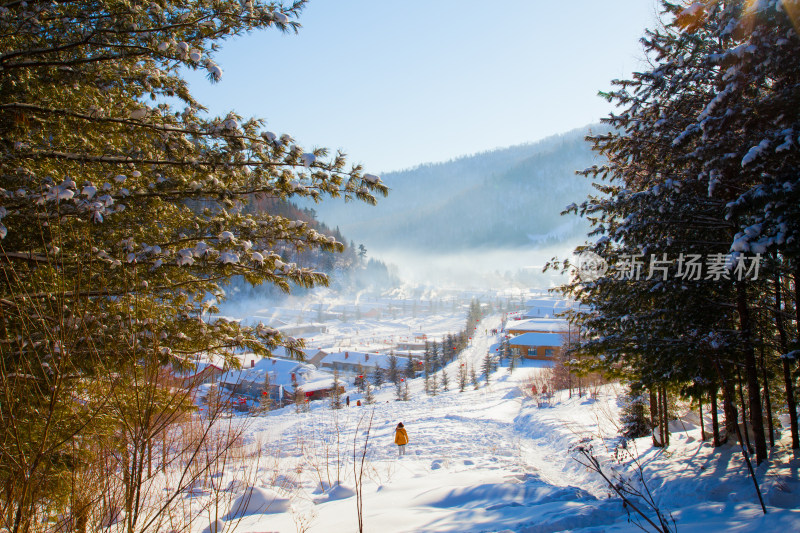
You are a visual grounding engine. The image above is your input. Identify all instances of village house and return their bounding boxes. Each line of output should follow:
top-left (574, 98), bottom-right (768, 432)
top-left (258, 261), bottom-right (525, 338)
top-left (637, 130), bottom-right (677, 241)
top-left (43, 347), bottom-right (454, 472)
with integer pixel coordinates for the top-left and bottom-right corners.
top-left (218, 355), bottom-right (341, 404)
top-left (508, 332), bottom-right (563, 360)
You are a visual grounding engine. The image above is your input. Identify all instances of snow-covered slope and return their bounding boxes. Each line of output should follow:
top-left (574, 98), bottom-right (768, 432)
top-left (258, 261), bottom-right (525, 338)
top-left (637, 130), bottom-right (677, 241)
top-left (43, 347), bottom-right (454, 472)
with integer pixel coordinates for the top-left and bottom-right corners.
top-left (185, 313), bottom-right (800, 532)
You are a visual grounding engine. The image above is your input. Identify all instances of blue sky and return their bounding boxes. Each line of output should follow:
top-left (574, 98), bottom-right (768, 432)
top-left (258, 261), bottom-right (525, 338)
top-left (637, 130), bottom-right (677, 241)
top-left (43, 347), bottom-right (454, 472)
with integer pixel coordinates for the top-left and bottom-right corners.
top-left (187, 0), bottom-right (659, 174)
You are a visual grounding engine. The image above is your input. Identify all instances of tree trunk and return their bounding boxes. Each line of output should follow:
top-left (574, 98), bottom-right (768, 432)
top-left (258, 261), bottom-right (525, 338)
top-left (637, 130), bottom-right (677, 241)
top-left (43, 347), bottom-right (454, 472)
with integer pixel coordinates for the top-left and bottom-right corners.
top-left (699, 396), bottom-right (706, 441)
top-left (662, 385), bottom-right (670, 447)
top-left (722, 375), bottom-right (739, 444)
top-left (737, 282), bottom-right (767, 464)
top-left (737, 368), bottom-right (753, 454)
top-left (759, 341), bottom-right (774, 447)
top-left (650, 387), bottom-right (662, 447)
top-left (774, 270), bottom-right (799, 448)
top-left (710, 383), bottom-right (721, 446)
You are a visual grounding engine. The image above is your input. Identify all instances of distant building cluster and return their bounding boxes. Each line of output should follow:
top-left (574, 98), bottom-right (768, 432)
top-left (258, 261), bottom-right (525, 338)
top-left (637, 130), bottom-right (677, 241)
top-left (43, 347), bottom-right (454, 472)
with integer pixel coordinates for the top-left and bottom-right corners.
top-left (173, 293), bottom-right (580, 410)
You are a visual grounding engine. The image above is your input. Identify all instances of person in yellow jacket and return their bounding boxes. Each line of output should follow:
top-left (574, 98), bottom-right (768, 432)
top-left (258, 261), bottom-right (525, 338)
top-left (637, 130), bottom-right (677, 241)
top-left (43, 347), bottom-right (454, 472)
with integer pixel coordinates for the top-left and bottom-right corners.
top-left (394, 422), bottom-right (409, 456)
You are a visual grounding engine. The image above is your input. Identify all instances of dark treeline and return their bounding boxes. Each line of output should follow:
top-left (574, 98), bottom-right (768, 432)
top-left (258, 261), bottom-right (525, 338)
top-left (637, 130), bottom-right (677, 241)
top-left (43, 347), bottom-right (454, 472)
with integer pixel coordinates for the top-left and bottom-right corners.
top-left (554, 0), bottom-right (800, 466)
top-left (421, 299), bottom-right (481, 395)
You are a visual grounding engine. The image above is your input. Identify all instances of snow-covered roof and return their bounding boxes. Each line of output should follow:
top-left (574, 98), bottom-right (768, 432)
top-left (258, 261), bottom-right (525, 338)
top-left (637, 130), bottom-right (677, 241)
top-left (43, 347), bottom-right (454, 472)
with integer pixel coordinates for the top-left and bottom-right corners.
top-left (522, 299), bottom-right (580, 317)
top-left (506, 318), bottom-right (570, 333)
top-left (509, 332), bottom-right (564, 347)
top-left (219, 355), bottom-right (334, 391)
top-left (319, 351), bottom-right (402, 369)
top-left (525, 298), bottom-right (569, 308)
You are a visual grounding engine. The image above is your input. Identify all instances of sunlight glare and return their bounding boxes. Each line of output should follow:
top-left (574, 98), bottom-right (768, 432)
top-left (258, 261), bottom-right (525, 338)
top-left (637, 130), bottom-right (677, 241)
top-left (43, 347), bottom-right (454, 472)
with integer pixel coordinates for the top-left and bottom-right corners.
top-left (782, 0), bottom-right (800, 34)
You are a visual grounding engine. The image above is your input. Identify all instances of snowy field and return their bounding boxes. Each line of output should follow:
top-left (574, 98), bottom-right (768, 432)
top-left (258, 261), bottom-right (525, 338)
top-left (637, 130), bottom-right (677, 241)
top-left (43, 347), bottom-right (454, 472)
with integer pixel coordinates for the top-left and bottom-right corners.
top-left (171, 307), bottom-right (800, 532)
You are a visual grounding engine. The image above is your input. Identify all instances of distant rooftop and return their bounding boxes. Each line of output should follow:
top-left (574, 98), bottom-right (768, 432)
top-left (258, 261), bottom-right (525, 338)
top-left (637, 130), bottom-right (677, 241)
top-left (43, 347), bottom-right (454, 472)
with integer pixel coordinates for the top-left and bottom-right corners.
top-left (506, 318), bottom-right (570, 333)
top-left (509, 332), bottom-right (564, 347)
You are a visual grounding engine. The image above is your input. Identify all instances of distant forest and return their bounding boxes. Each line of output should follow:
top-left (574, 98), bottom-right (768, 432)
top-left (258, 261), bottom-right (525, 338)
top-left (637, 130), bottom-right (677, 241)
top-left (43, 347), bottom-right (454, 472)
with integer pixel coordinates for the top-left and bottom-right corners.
top-left (306, 124), bottom-right (607, 251)
top-left (222, 197), bottom-right (400, 302)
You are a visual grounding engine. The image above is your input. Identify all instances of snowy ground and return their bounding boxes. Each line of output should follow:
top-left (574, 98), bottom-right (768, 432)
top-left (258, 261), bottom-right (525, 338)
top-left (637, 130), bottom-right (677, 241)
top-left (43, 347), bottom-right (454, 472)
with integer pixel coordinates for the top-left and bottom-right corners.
top-left (179, 309), bottom-right (800, 532)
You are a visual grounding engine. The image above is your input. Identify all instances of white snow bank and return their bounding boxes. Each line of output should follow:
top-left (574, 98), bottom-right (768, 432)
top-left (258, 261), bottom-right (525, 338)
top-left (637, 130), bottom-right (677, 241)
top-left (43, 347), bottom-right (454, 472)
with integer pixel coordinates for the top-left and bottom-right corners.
top-left (224, 487), bottom-right (290, 519)
top-left (313, 482), bottom-right (356, 504)
top-left (201, 518), bottom-right (225, 533)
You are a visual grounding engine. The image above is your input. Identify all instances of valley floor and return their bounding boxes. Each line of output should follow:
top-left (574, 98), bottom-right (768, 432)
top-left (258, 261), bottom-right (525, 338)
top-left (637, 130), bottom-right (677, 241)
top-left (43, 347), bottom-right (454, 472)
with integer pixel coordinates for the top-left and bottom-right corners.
top-left (187, 314), bottom-right (800, 532)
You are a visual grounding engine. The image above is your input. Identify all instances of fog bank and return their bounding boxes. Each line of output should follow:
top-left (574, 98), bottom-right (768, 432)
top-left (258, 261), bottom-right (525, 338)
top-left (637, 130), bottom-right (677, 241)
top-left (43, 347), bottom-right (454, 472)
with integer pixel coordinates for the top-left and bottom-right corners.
top-left (368, 243), bottom-right (576, 291)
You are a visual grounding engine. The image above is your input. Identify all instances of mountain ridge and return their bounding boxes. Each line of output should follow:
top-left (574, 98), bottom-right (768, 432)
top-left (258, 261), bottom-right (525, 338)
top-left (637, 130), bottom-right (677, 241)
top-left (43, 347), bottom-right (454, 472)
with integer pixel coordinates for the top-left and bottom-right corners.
top-left (309, 124), bottom-right (607, 252)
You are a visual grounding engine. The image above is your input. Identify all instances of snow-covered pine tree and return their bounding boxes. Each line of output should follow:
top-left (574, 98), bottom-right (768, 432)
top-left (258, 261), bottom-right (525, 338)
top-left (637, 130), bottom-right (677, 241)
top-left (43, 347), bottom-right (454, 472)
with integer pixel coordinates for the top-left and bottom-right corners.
top-left (441, 368), bottom-right (450, 391)
top-left (482, 353), bottom-right (493, 384)
top-left (363, 380), bottom-right (375, 405)
top-left (405, 356), bottom-right (416, 379)
top-left (0, 0), bottom-right (388, 525)
top-left (331, 370), bottom-right (343, 410)
top-left (458, 331), bottom-right (469, 351)
top-left (431, 340), bottom-right (441, 372)
top-left (387, 352), bottom-right (400, 385)
top-left (673, 0), bottom-right (800, 452)
top-left (372, 364), bottom-right (384, 388)
top-left (444, 334), bottom-right (456, 365)
top-left (356, 364), bottom-right (366, 393)
top-left (467, 299), bottom-right (482, 333)
top-left (423, 341), bottom-right (432, 393)
top-left (620, 388), bottom-right (650, 440)
top-left (552, 0), bottom-right (800, 463)
top-left (458, 361), bottom-right (468, 392)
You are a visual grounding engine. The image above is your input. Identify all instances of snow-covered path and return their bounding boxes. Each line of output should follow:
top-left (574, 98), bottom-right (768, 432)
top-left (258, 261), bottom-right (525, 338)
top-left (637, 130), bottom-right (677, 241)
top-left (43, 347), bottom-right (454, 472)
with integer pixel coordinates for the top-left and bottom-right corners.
top-left (197, 313), bottom-right (800, 533)
top-left (228, 315), bottom-right (627, 532)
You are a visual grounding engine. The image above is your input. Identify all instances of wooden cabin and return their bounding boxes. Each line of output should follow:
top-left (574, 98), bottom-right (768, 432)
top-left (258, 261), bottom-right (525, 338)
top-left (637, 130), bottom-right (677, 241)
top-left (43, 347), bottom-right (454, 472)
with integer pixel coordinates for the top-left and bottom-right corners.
top-left (508, 332), bottom-right (563, 360)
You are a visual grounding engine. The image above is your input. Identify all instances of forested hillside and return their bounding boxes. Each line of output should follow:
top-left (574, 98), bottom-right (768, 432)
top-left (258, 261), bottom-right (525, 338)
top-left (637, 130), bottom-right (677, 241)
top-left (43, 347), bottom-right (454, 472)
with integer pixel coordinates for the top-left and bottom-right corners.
top-left (308, 125), bottom-right (606, 251)
top-left (221, 196), bottom-right (400, 301)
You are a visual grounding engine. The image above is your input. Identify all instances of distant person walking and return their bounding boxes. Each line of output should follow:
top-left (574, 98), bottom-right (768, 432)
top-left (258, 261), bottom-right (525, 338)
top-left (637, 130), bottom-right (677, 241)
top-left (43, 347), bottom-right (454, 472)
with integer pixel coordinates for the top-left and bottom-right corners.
top-left (346, 395), bottom-right (350, 407)
top-left (395, 422), bottom-right (409, 456)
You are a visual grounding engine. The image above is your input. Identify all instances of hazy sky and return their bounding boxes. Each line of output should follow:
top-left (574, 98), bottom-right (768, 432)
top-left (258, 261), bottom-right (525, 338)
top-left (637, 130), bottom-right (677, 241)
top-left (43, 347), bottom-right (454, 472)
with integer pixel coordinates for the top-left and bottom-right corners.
top-left (187, 0), bottom-right (659, 174)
